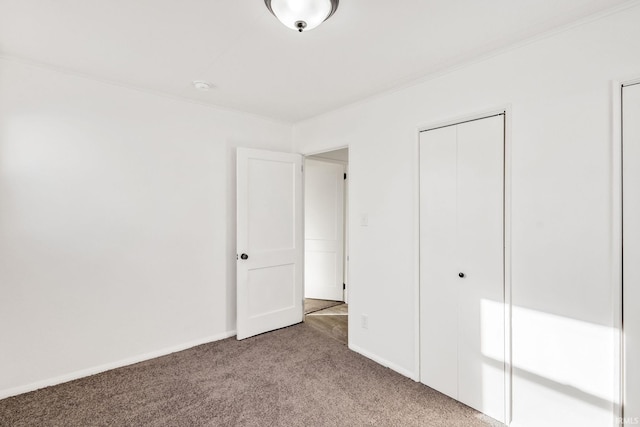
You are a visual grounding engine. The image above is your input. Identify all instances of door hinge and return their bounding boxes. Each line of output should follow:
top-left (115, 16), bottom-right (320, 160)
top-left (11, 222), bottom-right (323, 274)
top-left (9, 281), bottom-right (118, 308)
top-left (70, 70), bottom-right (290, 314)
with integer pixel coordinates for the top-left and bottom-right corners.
top-left (343, 283), bottom-right (346, 290)
top-left (344, 172), bottom-right (347, 180)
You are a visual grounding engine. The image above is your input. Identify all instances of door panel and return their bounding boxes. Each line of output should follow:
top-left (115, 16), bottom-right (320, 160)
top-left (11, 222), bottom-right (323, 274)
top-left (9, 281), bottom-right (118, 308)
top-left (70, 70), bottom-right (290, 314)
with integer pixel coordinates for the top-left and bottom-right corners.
top-left (304, 159), bottom-right (345, 301)
top-left (420, 115), bottom-right (505, 423)
top-left (624, 83), bottom-right (640, 420)
top-left (456, 116), bottom-right (505, 421)
top-left (237, 148), bottom-right (303, 340)
top-left (247, 158), bottom-right (296, 252)
top-left (248, 264), bottom-right (296, 317)
top-left (419, 125), bottom-right (459, 399)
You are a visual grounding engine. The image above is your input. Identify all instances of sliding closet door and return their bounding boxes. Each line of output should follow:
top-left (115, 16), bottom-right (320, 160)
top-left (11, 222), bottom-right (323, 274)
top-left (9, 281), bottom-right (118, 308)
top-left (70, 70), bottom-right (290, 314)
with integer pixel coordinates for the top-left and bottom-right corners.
top-left (420, 115), bottom-right (505, 423)
top-left (624, 82), bottom-right (640, 421)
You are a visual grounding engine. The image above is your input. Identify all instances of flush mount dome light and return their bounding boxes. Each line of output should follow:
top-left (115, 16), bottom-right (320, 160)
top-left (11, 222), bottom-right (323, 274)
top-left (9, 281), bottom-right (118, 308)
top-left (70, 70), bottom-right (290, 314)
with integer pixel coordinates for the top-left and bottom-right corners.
top-left (264, 0), bottom-right (339, 32)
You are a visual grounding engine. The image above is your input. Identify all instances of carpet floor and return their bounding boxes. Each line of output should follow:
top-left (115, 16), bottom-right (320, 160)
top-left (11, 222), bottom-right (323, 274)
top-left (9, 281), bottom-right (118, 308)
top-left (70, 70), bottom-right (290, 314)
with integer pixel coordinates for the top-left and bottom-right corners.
top-left (0, 323), bottom-right (502, 427)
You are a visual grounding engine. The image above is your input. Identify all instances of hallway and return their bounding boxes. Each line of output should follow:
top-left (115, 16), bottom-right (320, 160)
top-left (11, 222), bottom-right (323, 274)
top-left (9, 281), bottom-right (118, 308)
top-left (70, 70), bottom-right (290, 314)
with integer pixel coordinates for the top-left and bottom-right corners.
top-left (304, 299), bottom-right (348, 345)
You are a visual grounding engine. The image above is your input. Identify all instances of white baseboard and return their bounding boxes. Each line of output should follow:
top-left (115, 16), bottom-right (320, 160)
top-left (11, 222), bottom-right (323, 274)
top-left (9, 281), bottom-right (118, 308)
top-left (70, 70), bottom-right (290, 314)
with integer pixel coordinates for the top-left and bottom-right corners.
top-left (0, 330), bottom-right (237, 400)
top-left (348, 343), bottom-right (419, 381)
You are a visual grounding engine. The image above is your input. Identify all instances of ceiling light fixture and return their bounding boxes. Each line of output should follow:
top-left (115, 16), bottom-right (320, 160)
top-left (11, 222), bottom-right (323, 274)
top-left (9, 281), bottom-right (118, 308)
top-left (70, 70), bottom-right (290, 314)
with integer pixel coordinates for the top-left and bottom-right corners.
top-left (264, 0), bottom-right (339, 32)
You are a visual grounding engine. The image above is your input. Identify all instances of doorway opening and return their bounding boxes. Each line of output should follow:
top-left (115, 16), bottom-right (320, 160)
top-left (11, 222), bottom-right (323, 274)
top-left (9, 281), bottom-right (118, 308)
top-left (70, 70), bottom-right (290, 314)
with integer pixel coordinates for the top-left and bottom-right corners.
top-left (303, 147), bottom-right (349, 345)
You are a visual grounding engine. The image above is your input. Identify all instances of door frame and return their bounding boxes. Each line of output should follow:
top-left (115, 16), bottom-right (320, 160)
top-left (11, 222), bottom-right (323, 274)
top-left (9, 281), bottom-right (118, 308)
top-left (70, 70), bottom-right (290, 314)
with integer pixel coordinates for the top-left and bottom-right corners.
top-left (415, 106), bottom-right (513, 424)
top-left (613, 77), bottom-right (640, 426)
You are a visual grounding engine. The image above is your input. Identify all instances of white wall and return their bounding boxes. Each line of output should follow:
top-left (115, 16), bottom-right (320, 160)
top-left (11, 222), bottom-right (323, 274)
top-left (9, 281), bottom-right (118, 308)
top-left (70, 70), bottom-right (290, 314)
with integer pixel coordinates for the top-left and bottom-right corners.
top-left (0, 58), bottom-right (292, 397)
top-left (293, 4), bottom-right (640, 427)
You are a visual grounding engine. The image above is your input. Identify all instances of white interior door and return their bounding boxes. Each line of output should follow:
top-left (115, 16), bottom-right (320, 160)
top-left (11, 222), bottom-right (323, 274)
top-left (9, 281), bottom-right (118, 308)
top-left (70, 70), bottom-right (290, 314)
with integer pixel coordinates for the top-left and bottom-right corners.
top-left (624, 82), bottom-right (640, 421)
top-left (304, 158), bottom-right (345, 301)
top-left (419, 115), bottom-right (505, 423)
top-left (236, 148), bottom-right (303, 340)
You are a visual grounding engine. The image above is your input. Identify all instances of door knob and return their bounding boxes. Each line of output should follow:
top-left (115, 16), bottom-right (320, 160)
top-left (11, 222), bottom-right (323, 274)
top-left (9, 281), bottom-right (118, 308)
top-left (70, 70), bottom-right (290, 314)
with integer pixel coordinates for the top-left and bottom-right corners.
top-left (459, 272), bottom-right (465, 278)
top-left (241, 253), bottom-right (249, 260)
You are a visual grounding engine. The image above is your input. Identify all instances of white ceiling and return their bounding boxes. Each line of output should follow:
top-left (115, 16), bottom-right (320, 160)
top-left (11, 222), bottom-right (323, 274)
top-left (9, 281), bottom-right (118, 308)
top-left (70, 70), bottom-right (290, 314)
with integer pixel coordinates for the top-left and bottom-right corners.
top-left (0, 0), bottom-right (630, 122)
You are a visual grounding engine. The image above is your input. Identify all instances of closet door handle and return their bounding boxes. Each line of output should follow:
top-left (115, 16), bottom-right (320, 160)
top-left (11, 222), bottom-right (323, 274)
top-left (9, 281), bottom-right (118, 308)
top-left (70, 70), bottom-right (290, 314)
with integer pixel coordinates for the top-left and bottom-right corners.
top-left (240, 253), bottom-right (249, 260)
top-left (459, 272), bottom-right (465, 278)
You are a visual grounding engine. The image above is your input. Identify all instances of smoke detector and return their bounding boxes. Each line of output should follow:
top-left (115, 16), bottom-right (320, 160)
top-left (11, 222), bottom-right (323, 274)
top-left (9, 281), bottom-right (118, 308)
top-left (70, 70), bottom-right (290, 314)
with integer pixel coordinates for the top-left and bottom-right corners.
top-left (192, 81), bottom-right (214, 91)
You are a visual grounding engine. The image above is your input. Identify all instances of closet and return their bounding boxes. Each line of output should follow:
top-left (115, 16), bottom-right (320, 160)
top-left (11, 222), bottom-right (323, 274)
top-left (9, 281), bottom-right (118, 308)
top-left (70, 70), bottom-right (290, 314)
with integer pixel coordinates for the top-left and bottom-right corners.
top-left (419, 114), bottom-right (505, 423)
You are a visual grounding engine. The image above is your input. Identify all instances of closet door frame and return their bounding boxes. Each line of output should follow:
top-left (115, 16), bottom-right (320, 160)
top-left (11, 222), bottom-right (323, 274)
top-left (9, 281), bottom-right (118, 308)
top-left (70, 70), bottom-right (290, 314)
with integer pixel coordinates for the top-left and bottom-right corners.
top-left (613, 77), bottom-right (640, 425)
top-left (414, 106), bottom-right (513, 424)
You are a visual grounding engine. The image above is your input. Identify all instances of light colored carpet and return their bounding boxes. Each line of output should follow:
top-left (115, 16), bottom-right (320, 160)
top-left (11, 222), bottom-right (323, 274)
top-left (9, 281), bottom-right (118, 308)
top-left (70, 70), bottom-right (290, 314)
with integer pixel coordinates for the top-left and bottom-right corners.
top-left (0, 323), bottom-right (503, 427)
